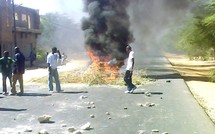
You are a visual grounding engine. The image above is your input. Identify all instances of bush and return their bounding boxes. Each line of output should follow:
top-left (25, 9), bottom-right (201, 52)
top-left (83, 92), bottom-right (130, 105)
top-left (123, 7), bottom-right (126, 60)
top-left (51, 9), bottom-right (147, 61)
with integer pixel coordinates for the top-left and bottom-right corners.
top-left (36, 47), bottom-right (48, 61)
top-left (209, 69), bottom-right (215, 82)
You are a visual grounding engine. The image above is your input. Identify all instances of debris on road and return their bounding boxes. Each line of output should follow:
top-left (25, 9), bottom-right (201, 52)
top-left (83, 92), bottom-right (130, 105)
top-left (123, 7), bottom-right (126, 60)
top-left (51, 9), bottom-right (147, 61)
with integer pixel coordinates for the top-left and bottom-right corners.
top-left (38, 129), bottom-right (49, 134)
top-left (24, 126), bottom-right (33, 132)
top-left (152, 129), bottom-right (159, 132)
top-left (90, 114), bottom-right (95, 118)
top-left (138, 129), bottom-right (147, 134)
top-left (105, 112), bottom-right (110, 115)
top-left (80, 95), bottom-right (88, 99)
top-left (38, 115), bottom-right (54, 123)
top-left (61, 124), bottom-right (67, 127)
top-left (145, 91), bottom-right (151, 97)
top-left (68, 127), bottom-right (77, 133)
top-left (80, 122), bottom-right (92, 130)
top-left (72, 130), bottom-right (82, 134)
top-left (144, 102), bottom-right (156, 107)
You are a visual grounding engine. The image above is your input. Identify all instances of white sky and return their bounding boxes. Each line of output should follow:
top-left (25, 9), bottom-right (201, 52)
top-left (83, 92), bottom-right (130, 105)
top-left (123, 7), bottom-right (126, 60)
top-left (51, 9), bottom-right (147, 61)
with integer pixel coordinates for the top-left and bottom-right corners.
top-left (15, 0), bottom-right (86, 23)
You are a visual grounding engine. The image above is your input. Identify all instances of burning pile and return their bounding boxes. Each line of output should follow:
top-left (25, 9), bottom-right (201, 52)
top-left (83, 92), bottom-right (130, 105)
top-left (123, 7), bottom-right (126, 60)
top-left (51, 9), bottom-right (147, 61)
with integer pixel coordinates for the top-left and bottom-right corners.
top-left (82, 0), bottom-right (134, 79)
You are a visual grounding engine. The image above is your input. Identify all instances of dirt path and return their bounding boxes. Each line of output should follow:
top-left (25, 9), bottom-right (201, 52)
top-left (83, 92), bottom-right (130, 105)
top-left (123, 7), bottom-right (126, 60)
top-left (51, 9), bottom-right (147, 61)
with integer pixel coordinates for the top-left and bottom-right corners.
top-left (165, 53), bottom-right (215, 123)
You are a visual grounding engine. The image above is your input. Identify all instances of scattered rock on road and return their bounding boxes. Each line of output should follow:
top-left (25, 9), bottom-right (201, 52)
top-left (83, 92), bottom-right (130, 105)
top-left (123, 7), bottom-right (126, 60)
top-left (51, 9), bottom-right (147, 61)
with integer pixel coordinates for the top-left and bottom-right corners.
top-left (138, 129), bottom-right (147, 134)
top-left (80, 95), bottom-right (87, 99)
top-left (24, 126), bottom-right (33, 132)
top-left (61, 124), bottom-right (67, 127)
top-left (38, 129), bottom-right (49, 134)
top-left (80, 122), bottom-right (92, 130)
top-left (68, 127), bottom-right (76, 133)
top-left (144, 102), bottom-right (156, 107)
top-left (145, 92), bottom-right (151, 97)
top-left (90, 114), bottom-right (95, 118)
top-left (152, 129), bottom-right (159, 132)
top-left (72, 130), bottom-right (82, 134)
top-left (38, 115), bottom-right (54, 123)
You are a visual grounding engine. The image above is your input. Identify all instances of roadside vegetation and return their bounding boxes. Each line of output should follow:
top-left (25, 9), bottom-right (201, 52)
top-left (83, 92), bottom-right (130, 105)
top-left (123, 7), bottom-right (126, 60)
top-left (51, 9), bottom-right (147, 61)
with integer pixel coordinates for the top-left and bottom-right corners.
top-left (176, 0), bottom-right (215, 82)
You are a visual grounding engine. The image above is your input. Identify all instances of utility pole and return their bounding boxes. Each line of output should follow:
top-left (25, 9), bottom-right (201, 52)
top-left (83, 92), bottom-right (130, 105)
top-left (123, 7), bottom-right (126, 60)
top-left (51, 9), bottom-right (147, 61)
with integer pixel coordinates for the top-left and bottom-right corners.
top-left (12, 0), bottom-right (17, 47)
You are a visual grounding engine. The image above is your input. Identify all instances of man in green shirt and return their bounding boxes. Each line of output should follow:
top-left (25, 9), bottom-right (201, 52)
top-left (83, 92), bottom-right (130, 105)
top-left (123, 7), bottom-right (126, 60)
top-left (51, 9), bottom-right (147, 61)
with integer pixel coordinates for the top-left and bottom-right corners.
top-left (0, 51), bottom-right (15, 95)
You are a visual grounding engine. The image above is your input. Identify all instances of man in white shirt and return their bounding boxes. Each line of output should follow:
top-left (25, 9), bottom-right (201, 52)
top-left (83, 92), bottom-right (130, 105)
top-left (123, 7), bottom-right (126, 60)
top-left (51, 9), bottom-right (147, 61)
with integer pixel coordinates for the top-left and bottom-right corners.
top-left (124, 45), bottom-right (136, 93)
top-left (47, 47), bottom-right (62, 93)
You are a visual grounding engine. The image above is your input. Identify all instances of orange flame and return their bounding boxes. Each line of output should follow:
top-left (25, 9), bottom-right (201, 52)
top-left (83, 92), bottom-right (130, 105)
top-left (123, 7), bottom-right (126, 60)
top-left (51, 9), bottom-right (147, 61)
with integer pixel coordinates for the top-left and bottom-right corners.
top-left (86, 48), bottom-right (121, 79)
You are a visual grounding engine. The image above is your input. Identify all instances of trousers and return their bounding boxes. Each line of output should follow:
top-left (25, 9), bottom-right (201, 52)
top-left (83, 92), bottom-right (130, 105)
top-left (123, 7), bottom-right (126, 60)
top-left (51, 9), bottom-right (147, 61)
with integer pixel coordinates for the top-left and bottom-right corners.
top-left (124, 70), bottom-right (135, 91)
top-left (11, 73), bottom-right (24, 93)
top-left (48, 68), bottom-right (61, 92)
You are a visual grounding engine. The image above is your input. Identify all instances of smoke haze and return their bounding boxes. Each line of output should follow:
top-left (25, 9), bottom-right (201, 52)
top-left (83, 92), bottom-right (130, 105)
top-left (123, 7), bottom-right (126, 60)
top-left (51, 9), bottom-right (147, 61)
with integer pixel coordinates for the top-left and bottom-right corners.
top-left (39, 0), bottom-right (192, 63)
top-left (129, 0), bottom-right (191, 57)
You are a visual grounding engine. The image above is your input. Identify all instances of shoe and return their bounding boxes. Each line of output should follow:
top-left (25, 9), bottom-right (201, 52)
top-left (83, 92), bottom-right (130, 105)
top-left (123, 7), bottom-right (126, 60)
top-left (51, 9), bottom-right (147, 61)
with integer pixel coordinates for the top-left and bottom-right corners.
top-left (124, 90), bottom-right (131, 94)
top-left (57, 90), bottom-right (64, 93)
top-left (2, 92), bottom-right (8, 95)
top-left (17, 92), bottom-right (24, 96)
top-left (49, 90), bottom-right (54, 93)
top-left (130, 86), bottom-right (137, 93)
top-left (10, 89), bottom-right (16, 95)
top-left (10, 93), bottom-right (16, 96)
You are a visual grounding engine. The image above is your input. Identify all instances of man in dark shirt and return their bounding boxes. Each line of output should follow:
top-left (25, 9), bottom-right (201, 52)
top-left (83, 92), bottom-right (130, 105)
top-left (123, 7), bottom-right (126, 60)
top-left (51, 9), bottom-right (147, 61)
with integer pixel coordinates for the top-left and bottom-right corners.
top-left (11, 47), bottom-right (25, 95)
top-left (0, 51), bottom-right (15, 95)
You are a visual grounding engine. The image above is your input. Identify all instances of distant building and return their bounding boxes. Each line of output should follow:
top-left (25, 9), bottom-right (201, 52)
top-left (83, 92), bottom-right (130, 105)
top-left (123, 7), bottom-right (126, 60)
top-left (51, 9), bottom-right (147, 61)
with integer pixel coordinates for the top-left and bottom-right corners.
top-left (0, 0), bottom-right (41, 57)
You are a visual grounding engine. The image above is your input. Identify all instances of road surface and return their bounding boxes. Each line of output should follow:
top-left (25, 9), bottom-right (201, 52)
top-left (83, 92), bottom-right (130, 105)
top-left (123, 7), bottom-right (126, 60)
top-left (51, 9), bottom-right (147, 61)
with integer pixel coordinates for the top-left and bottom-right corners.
top-left (0, 55), bottom-right (215, 134)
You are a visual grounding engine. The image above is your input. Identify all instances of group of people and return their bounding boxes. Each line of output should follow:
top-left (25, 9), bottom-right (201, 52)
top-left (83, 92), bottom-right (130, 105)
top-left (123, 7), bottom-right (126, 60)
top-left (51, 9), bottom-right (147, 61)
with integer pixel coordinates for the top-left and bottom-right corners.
top-left (46, 46), bottom-right (137, 94)
top-left (0, 46), bottom-right (63, 95)
top-left (0, 45), bottom-right (136, 95)
top-left (0, 47), bottom-right (25, 95)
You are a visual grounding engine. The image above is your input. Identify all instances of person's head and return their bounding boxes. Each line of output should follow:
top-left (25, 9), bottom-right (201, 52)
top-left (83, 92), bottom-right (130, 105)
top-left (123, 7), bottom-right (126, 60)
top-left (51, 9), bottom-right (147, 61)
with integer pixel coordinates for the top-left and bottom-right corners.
top-left (3, 51), bottom-right (9, 57)
top-left (126, 45), bottom-right (132, 53)
top-left (52, 47), bottom-right (57, 54)
top-left (14, 47), bottom-right (20, 54)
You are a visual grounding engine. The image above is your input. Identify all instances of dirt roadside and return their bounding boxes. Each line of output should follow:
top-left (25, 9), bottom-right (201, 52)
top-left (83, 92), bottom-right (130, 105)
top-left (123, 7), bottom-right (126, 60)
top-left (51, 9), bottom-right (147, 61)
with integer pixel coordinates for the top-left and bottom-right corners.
top-left (165, 53), bottom-right (215, 124)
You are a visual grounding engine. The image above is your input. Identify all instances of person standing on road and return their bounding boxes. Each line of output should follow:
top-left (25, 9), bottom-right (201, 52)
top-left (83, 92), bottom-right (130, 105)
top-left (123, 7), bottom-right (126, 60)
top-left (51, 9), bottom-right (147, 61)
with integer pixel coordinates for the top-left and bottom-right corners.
top-left (47, 47), bottom-right (62, 93)
top-left (0, 51), bottom-right (15, 95)
top-left (124, 45), bottom-right (136, 93)
top-left (11, 47), bottom-right (25, 95)
top-left (29, 51), bottom-right (36, 67)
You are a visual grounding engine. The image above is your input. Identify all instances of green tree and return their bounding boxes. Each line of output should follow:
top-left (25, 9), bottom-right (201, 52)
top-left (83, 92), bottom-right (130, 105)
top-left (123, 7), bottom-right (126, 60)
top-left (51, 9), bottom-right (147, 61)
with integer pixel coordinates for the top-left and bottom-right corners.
top-left (38, 13), bottom-right (58, 48)
top-left (177, 0), bottom-right (215, 58)
top-left (37, 13), bottom-right (84, 59)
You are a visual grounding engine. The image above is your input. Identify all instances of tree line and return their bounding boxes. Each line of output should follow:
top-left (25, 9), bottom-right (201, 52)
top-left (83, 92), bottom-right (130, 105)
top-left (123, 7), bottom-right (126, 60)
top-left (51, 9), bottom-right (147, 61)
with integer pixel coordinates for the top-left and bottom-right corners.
top-left (177, 0), bottom-right (215, 60)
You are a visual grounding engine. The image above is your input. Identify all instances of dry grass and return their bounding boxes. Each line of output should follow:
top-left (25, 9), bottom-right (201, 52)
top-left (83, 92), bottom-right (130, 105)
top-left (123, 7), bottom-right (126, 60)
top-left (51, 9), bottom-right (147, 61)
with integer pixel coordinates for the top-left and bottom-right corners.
top-left (31, 68), bottom-right (153, 86)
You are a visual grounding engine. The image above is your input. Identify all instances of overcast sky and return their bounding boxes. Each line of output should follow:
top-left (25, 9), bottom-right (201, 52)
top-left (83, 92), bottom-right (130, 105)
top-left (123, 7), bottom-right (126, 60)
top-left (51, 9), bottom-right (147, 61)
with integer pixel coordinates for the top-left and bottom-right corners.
top-left (15, 0), bottom-right (86, 23)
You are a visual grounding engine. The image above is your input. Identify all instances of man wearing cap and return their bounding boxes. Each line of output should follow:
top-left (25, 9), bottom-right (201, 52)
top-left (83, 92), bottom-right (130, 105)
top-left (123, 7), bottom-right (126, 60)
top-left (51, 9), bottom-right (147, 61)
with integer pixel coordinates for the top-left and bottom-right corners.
top-left (11, 47), bottom-right (25, 95)
top-left (47, 47), bottom-right (62, 93)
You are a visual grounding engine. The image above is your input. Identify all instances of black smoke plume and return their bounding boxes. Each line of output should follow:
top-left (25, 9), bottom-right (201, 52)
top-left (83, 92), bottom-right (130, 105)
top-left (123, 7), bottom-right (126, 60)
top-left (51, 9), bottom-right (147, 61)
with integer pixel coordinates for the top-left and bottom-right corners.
top-left (81, 0), bottom-right (133, 61)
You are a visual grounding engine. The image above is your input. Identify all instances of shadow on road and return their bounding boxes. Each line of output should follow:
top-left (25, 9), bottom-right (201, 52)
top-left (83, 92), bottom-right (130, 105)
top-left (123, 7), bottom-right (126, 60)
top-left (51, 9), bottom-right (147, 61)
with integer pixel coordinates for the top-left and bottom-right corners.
top-left (61, 91), bottom-right (88, 94)
top-left (0, 108), bottom-right (27, 112)
top-left (133, 92), bottom-right (163, 95)
top-left (146, 73), bottom-right (181, 79)
top-left (17, 93), bottom-right (51, 97)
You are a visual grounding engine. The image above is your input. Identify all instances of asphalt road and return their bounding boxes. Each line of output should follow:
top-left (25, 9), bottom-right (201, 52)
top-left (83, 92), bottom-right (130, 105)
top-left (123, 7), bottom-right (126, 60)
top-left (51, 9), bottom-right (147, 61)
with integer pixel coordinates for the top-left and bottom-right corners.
top-left (0, 56), bottom-right (215, 134)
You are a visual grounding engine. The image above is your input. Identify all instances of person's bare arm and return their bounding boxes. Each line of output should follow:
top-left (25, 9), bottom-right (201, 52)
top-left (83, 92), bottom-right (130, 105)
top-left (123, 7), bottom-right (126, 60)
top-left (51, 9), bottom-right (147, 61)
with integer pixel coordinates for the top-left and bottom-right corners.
top-left (132, 58), bottom-right (134, 71)
top-left (57, 50), bottom-right (62, 59)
